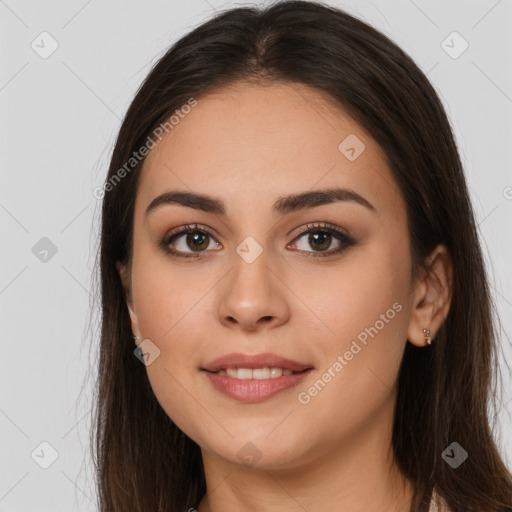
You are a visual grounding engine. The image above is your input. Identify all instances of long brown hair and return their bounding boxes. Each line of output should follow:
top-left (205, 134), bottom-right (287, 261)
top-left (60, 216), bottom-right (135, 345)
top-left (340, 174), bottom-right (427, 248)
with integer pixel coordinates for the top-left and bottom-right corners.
top-left (89, 1), bottom-right (512, 510)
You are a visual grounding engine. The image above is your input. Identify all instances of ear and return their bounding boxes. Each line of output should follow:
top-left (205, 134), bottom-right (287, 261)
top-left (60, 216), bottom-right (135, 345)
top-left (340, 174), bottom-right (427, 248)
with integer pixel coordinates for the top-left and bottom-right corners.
top-left (407, 244), bottom-right (453, 347)
top-left (116, 260), bottom-right (140, 340)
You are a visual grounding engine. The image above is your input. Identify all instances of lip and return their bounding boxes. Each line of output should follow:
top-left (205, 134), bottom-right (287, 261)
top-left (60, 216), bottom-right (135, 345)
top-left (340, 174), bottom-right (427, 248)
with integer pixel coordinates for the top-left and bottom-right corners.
top-left (200, 352), bottom-right (313, 373)
top-left (201, 368), bottom-right (313, 402)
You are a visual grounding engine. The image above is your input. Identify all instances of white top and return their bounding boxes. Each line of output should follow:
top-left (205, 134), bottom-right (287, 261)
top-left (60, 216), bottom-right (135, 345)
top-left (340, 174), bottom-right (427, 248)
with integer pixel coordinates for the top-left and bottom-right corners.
top-left (428, 489), bottom-right (450, 512)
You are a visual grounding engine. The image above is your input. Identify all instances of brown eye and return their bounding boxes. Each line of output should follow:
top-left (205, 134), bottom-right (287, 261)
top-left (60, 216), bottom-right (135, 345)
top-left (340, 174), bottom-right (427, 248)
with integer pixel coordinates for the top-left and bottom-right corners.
top-left (289, 222), bottom-right (355, 258)
top-left (182, 232), bottom-right (210, 252)
top-left (160, 224), bottom-right (221, 258)
top-left (306, 231), bottom-right (333, 251)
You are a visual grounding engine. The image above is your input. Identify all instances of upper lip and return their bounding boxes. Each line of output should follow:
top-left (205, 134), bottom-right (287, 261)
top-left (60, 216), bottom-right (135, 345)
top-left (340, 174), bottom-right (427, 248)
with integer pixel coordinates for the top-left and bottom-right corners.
top-left (201, 352), bottom-right (314, 373)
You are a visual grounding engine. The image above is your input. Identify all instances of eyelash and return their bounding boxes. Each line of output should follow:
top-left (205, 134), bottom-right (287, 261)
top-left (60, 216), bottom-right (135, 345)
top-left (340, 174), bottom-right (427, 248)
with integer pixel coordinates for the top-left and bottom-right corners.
top-left (159, 222), bottom-right (355, 260)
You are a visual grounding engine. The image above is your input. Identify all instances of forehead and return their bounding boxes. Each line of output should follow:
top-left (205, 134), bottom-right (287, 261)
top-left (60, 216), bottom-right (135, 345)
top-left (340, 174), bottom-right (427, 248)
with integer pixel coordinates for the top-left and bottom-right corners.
top-left (136, 81), bottom-right (403, 221)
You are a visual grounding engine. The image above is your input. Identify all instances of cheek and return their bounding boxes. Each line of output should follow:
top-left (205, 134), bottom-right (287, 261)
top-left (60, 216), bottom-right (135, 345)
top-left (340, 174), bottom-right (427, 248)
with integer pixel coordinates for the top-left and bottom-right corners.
top-left (298, 240), bottom-right (411, 400)
top-left (131, 249), bottom-right (212, 341)
top-left (301, 242), bottom-right (410, 348)
top-left (130, 261), bottom-right (210, 431)
top-left (130, 255), bottom-right (214, 381)
top-left (287, 273), bottom-right (408, 455)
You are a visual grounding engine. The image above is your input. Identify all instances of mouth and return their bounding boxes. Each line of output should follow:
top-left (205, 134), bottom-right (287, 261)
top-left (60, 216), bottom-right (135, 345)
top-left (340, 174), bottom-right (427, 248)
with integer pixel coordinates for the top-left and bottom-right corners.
top-left (200, 352), bottom-right (314, 401)
top-left (203, 367), bottom-right (311, 379)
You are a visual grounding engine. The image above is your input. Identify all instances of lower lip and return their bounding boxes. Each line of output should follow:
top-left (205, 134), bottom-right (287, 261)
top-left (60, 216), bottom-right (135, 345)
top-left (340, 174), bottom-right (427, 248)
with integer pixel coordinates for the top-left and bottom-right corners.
top-left (201, 369), bottom-right (313, 402)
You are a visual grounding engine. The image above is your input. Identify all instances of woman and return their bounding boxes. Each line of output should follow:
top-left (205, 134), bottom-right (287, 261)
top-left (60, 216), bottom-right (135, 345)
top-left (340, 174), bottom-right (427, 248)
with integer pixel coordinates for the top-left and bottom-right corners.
top-left (91, 1), bottom-right (512, 511)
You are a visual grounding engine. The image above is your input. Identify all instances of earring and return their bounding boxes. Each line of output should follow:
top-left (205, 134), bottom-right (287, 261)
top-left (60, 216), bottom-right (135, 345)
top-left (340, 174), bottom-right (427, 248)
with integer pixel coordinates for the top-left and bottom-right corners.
top-left (132, 334), bottom-right (140, 342)
top-left (423, 328), bottom-right (432, 345)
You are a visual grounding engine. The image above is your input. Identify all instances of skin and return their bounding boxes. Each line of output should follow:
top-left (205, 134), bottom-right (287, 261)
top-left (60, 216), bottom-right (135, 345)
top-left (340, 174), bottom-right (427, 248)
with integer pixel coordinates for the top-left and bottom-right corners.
top-left (117, 81), bottom-right (453, 512)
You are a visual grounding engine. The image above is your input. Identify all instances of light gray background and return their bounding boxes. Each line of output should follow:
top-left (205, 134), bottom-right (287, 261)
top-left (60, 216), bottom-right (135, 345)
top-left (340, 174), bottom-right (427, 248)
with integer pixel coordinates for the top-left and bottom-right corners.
top-left (1, 0), bottom-right (511, 510)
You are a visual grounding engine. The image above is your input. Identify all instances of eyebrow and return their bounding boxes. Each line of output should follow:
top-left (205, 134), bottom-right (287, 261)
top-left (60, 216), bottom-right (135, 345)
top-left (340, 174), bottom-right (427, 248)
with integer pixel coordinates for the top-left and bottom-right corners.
top-left (145, 187), bottom-right (377, 218)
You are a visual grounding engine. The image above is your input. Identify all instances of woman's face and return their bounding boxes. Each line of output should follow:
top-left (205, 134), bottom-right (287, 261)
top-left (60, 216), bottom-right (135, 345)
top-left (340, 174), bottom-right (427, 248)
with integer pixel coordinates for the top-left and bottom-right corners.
top-left (119, 81), bottom-right (423, 470)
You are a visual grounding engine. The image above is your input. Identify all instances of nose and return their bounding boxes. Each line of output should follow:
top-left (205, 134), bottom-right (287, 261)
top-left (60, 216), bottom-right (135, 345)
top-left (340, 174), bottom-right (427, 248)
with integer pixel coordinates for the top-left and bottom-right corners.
top-left (217, 250), bottom-right (290, 332)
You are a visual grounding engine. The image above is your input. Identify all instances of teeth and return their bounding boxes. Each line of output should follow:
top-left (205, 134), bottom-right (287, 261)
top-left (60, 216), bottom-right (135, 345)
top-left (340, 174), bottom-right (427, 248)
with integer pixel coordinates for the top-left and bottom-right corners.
top-left (217, 367), bottom-right (295, 379)
top-left (270, 367), bottom-right (283, 378)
